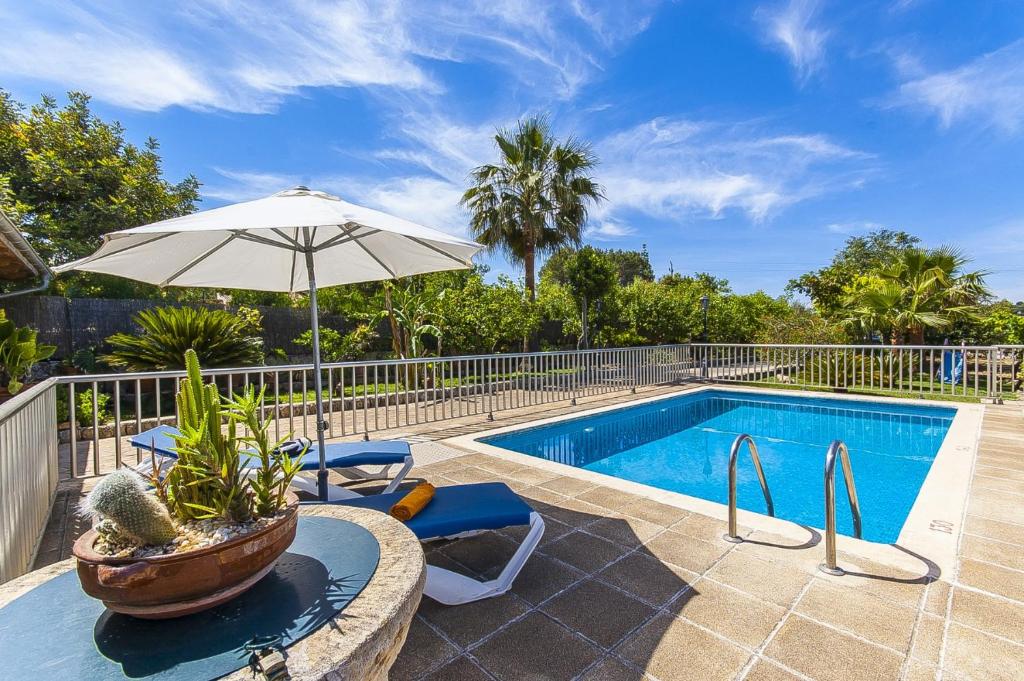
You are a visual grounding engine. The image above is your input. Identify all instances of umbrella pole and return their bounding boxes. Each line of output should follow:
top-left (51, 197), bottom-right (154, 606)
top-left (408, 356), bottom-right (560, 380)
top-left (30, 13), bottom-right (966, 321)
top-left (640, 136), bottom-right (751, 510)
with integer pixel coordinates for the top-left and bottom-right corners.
top-left (304, 247), bottom-right (330, 501)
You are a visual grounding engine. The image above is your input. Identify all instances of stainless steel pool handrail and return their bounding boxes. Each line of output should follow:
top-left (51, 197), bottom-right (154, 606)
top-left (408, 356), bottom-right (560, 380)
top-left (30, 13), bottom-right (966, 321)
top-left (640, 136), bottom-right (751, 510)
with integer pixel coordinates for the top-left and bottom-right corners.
top-left (723, 434), bottom-right (775, 543)
top-left (819, 439), bottom-right (863, 575)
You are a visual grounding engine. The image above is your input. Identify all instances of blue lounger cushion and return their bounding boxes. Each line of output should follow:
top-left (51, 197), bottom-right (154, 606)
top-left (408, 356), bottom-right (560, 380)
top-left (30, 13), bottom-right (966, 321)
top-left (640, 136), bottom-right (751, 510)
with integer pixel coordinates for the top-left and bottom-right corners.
top-left (129, 424), bottom-right (411, 470)
top-left (329, 482), bottom-right (534, 539)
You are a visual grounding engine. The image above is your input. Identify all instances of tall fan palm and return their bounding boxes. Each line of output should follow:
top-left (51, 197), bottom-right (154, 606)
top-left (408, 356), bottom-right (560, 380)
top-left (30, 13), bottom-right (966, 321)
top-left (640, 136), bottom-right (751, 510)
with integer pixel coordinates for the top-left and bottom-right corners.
top-left (461, 116), bottom-right (603, 303)
top-left (841, 246), bottom-right (989, 344)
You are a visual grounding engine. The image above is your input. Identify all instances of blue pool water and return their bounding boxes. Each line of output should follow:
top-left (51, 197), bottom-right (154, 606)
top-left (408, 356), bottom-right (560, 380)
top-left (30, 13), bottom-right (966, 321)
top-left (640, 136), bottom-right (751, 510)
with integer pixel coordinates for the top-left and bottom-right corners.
top-left (482, 390), bottom-right (955, 543)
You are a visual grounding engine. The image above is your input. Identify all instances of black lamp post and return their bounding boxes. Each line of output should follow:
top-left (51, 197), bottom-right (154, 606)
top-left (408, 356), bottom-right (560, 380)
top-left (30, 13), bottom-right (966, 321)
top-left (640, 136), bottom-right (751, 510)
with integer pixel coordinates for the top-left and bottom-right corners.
top-left (700, 294), bottom-right (710, 342)
top-left (700, 294), bottom-right (710, 378)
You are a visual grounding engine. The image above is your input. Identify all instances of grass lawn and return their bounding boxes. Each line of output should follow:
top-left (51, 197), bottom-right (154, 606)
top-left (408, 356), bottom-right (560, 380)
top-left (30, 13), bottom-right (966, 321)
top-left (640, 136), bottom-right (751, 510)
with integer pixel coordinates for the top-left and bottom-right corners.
top-left (743, 377), bottom-right (1017, 403)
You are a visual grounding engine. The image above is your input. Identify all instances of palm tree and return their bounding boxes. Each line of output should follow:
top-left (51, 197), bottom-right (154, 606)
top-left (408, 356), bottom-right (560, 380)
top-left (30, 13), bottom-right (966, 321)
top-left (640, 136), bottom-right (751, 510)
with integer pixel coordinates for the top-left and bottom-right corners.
top-left (461, 116), bottom-right (603, 304)
top-left (840, 246), bottom-right (989, 344)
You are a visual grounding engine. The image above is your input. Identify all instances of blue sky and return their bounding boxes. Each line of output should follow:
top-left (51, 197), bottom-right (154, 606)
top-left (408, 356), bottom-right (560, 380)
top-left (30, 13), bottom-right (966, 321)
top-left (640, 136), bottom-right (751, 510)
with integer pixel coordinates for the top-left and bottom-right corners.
top-left (2, 0), bottom-right (1024, 301)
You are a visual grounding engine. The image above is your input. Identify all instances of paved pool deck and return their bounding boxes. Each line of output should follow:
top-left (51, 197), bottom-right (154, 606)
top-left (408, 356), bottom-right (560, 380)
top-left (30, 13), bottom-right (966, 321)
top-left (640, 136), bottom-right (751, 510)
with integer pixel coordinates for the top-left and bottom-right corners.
top-left (33, 386), bottom-right (1024, 680)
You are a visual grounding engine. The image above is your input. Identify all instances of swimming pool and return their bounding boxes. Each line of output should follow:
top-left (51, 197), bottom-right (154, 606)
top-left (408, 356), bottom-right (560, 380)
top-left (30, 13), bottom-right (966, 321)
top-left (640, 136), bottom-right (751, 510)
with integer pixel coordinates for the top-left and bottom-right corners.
top-left (481, 390), bottom-right (956, 543)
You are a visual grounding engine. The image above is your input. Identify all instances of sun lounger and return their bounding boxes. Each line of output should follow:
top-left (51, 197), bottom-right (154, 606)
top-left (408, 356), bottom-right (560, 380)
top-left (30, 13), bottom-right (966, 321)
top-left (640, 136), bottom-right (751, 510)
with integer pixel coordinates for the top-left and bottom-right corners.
top-left (331, 482), bottom-right (545, 605)
top-left (128, 424), bottom-right (413, 500)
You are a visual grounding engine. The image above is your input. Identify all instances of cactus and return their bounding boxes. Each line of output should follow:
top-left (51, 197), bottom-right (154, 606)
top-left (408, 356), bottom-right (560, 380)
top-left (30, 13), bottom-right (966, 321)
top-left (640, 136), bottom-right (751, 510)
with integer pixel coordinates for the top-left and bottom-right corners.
top-left (80, 469), bottom-right (177, 546)
top-left (165, 349), bottom-right (250, 523)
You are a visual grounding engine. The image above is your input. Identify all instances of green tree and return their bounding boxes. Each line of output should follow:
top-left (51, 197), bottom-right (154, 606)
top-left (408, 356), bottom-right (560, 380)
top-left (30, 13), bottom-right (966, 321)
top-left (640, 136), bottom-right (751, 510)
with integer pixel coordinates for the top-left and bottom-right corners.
top-left (0, 90), bottom-right (199, 295)
top-left (563, 246), bottom-right (617, 348)
top-left (536, 280), bottom-right (580, 348)
top-left (542, 245), bottom-right (652, 287)
top-left (840, 247), bottom-right (989, 344)
top-left (617, 279), bottom-right (692, 344)
top-left (431, 274), bottom-right (539, 354)
top-left (952, 300), bottom-right (1024, 345)
top-left (788, 229), bottom-right (921, 316)
top-left (660, 271), bottom-right (731, 295)
top-left (605, 246), bottom-right (654, 285)
top-left (461, 116), bottom-right (603, 306)
top-left (754, 303), bottom-right (847, 345)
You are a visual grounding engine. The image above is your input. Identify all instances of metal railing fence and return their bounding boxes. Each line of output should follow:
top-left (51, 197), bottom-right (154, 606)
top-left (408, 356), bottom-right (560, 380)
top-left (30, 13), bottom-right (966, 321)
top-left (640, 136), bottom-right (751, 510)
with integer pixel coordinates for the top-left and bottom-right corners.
top-left (0, 378), bottom-right (59, 583)
top-left (55, 345), bottom-right (691, 480)
top-left (691, 343), bottom-right (1023, 399)
top-left (42, 342), bottom-right (1024, 482)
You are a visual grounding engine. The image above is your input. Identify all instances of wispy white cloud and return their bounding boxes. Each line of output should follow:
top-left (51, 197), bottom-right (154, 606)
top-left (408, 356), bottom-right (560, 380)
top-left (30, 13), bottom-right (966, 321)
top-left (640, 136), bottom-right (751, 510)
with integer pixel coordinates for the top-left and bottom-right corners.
top-left (586, 219), bottom-right (637, 241)
top-left (755, 0), bottom-right (829, 83)
top-left (569, 0), bottom-right (661, 48)
top-left (0, 1), bottom-right (431, 113)
top-left (203, 167), bottom-right (470, 236)
top-left (596, 117), bottom-right (871, 223)
top-left (203, 169), bottom-right (303, 203)
top-left (205, 97), bottom-right (871, 241)
top-left (889, 0), bottom-right (928, 13)
top-left (889, 39), bottom-right (1024, 134)
top-left (0, 0), bottom-right (662, 113)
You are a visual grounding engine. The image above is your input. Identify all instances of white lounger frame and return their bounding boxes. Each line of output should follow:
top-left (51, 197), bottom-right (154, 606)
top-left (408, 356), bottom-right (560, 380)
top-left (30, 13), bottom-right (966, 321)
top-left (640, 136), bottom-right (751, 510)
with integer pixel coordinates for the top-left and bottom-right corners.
top-left (423, 512), bottom-right (545, 606)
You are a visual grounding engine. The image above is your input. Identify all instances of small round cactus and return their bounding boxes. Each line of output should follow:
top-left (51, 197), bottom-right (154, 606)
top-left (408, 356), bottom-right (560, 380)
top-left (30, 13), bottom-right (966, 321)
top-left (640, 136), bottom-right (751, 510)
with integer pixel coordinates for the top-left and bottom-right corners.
top-left (80, 469), bottom-right (177, 546)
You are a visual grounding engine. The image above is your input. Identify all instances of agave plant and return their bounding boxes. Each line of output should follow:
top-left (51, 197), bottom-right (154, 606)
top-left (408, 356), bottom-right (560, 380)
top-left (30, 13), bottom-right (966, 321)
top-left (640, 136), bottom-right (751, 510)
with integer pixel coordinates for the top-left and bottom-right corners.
top-left (104, 306), bottom-right (264, 371)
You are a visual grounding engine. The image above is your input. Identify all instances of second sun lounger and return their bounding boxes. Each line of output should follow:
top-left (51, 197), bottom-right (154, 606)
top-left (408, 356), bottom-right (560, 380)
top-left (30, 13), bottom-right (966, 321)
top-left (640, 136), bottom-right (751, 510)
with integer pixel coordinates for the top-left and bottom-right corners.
top-left (129, 424), bottom-right (414, 500)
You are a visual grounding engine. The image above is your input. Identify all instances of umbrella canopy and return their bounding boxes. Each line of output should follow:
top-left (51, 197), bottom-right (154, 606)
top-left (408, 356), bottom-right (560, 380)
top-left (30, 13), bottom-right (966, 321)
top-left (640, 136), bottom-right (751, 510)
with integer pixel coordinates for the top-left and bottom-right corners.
top-left (57, 187), bottom-right (480, 290)
top-left (56, 187), bottom-right (482, 500)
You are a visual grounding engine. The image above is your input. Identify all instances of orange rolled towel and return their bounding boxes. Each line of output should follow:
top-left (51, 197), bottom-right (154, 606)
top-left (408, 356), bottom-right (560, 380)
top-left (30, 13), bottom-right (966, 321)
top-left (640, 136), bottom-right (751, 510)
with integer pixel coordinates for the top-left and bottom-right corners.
top-left (389, 482), bottom-right (436, 521)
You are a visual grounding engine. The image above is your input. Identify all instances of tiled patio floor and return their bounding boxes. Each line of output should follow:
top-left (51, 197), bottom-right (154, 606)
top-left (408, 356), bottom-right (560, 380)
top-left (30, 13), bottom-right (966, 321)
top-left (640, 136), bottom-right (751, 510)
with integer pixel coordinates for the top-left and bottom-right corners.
top-left (33, 389), bottom-right (1024, 680)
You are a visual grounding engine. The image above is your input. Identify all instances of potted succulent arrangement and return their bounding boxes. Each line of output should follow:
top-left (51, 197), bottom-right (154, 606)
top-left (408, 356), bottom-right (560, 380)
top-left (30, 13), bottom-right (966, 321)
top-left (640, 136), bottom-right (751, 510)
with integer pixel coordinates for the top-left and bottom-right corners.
top-left (73, 349), bottom-right (304, 619)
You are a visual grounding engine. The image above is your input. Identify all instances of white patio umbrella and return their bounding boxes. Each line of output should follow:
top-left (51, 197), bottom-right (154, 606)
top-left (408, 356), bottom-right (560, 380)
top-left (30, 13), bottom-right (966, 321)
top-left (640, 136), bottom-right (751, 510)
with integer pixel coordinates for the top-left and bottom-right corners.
top-left (56, 186), bottom-right (482, 499)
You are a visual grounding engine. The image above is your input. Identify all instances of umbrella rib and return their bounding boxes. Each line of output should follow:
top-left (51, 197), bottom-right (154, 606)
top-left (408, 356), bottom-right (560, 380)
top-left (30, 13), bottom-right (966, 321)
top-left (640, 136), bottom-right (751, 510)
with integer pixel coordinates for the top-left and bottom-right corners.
top-left (232, 231), bottom-right (300, 251)
top-left (289, 227), bottom-right (300, 292)
top-left (59, 232), bottom-right (177, 269)
top-left (160, 232), bottom-right (238, 286)
top-left (271, 228), bottom-right (304, 249)
top-left (313, 225), bottom-right (380, 252)
top-left (406, 236), bottom-right (474, 267)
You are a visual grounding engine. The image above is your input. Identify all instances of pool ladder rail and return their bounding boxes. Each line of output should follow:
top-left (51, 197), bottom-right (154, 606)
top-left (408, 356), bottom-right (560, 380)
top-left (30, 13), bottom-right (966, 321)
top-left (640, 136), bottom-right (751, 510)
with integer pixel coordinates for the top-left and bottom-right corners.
top-left (819, 439), bottom-right (863, 576)
top-left (721, 434), bottom-right (863, 577)
top-left (722, 434), bottom-right (775, 543)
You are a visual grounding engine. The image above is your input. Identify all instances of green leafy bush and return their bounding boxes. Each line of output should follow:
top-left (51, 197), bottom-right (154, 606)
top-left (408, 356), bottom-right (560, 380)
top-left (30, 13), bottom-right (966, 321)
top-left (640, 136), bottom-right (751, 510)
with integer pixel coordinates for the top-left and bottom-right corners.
top-left (56, 387), bottom-right (112, 427)
top-left (432, 274), bottom-right (539, 354)
top-left (103, 306), bottom-right (264, 371)
top-left (0, 309), bottom-right (57, 393)
top-left (294, 323), bottom-right (377, 362)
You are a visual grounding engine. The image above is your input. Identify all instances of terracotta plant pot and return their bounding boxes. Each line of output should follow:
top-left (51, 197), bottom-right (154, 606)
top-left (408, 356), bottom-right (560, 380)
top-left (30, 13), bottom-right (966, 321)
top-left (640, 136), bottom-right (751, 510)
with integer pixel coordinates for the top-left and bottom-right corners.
top-left (73, 492), bottom-right (299, 619)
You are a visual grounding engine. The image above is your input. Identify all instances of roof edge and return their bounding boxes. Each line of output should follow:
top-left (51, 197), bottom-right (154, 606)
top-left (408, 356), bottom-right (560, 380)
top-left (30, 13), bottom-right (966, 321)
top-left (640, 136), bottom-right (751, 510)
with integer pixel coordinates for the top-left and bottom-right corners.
top-left (0, 208), bottom-right (51, 280)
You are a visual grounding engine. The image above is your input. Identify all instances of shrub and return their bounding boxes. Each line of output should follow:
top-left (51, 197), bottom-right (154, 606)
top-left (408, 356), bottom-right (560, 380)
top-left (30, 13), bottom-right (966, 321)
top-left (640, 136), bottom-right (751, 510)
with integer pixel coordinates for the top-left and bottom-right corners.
top-left (103, 306), bottom-right (264, 371)
top-left (56, 387), bottom-right (112, 427)
top-left (0, 309), bottom-right (57, 393)
top-left (294, 323), bottom-right (377, 362)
